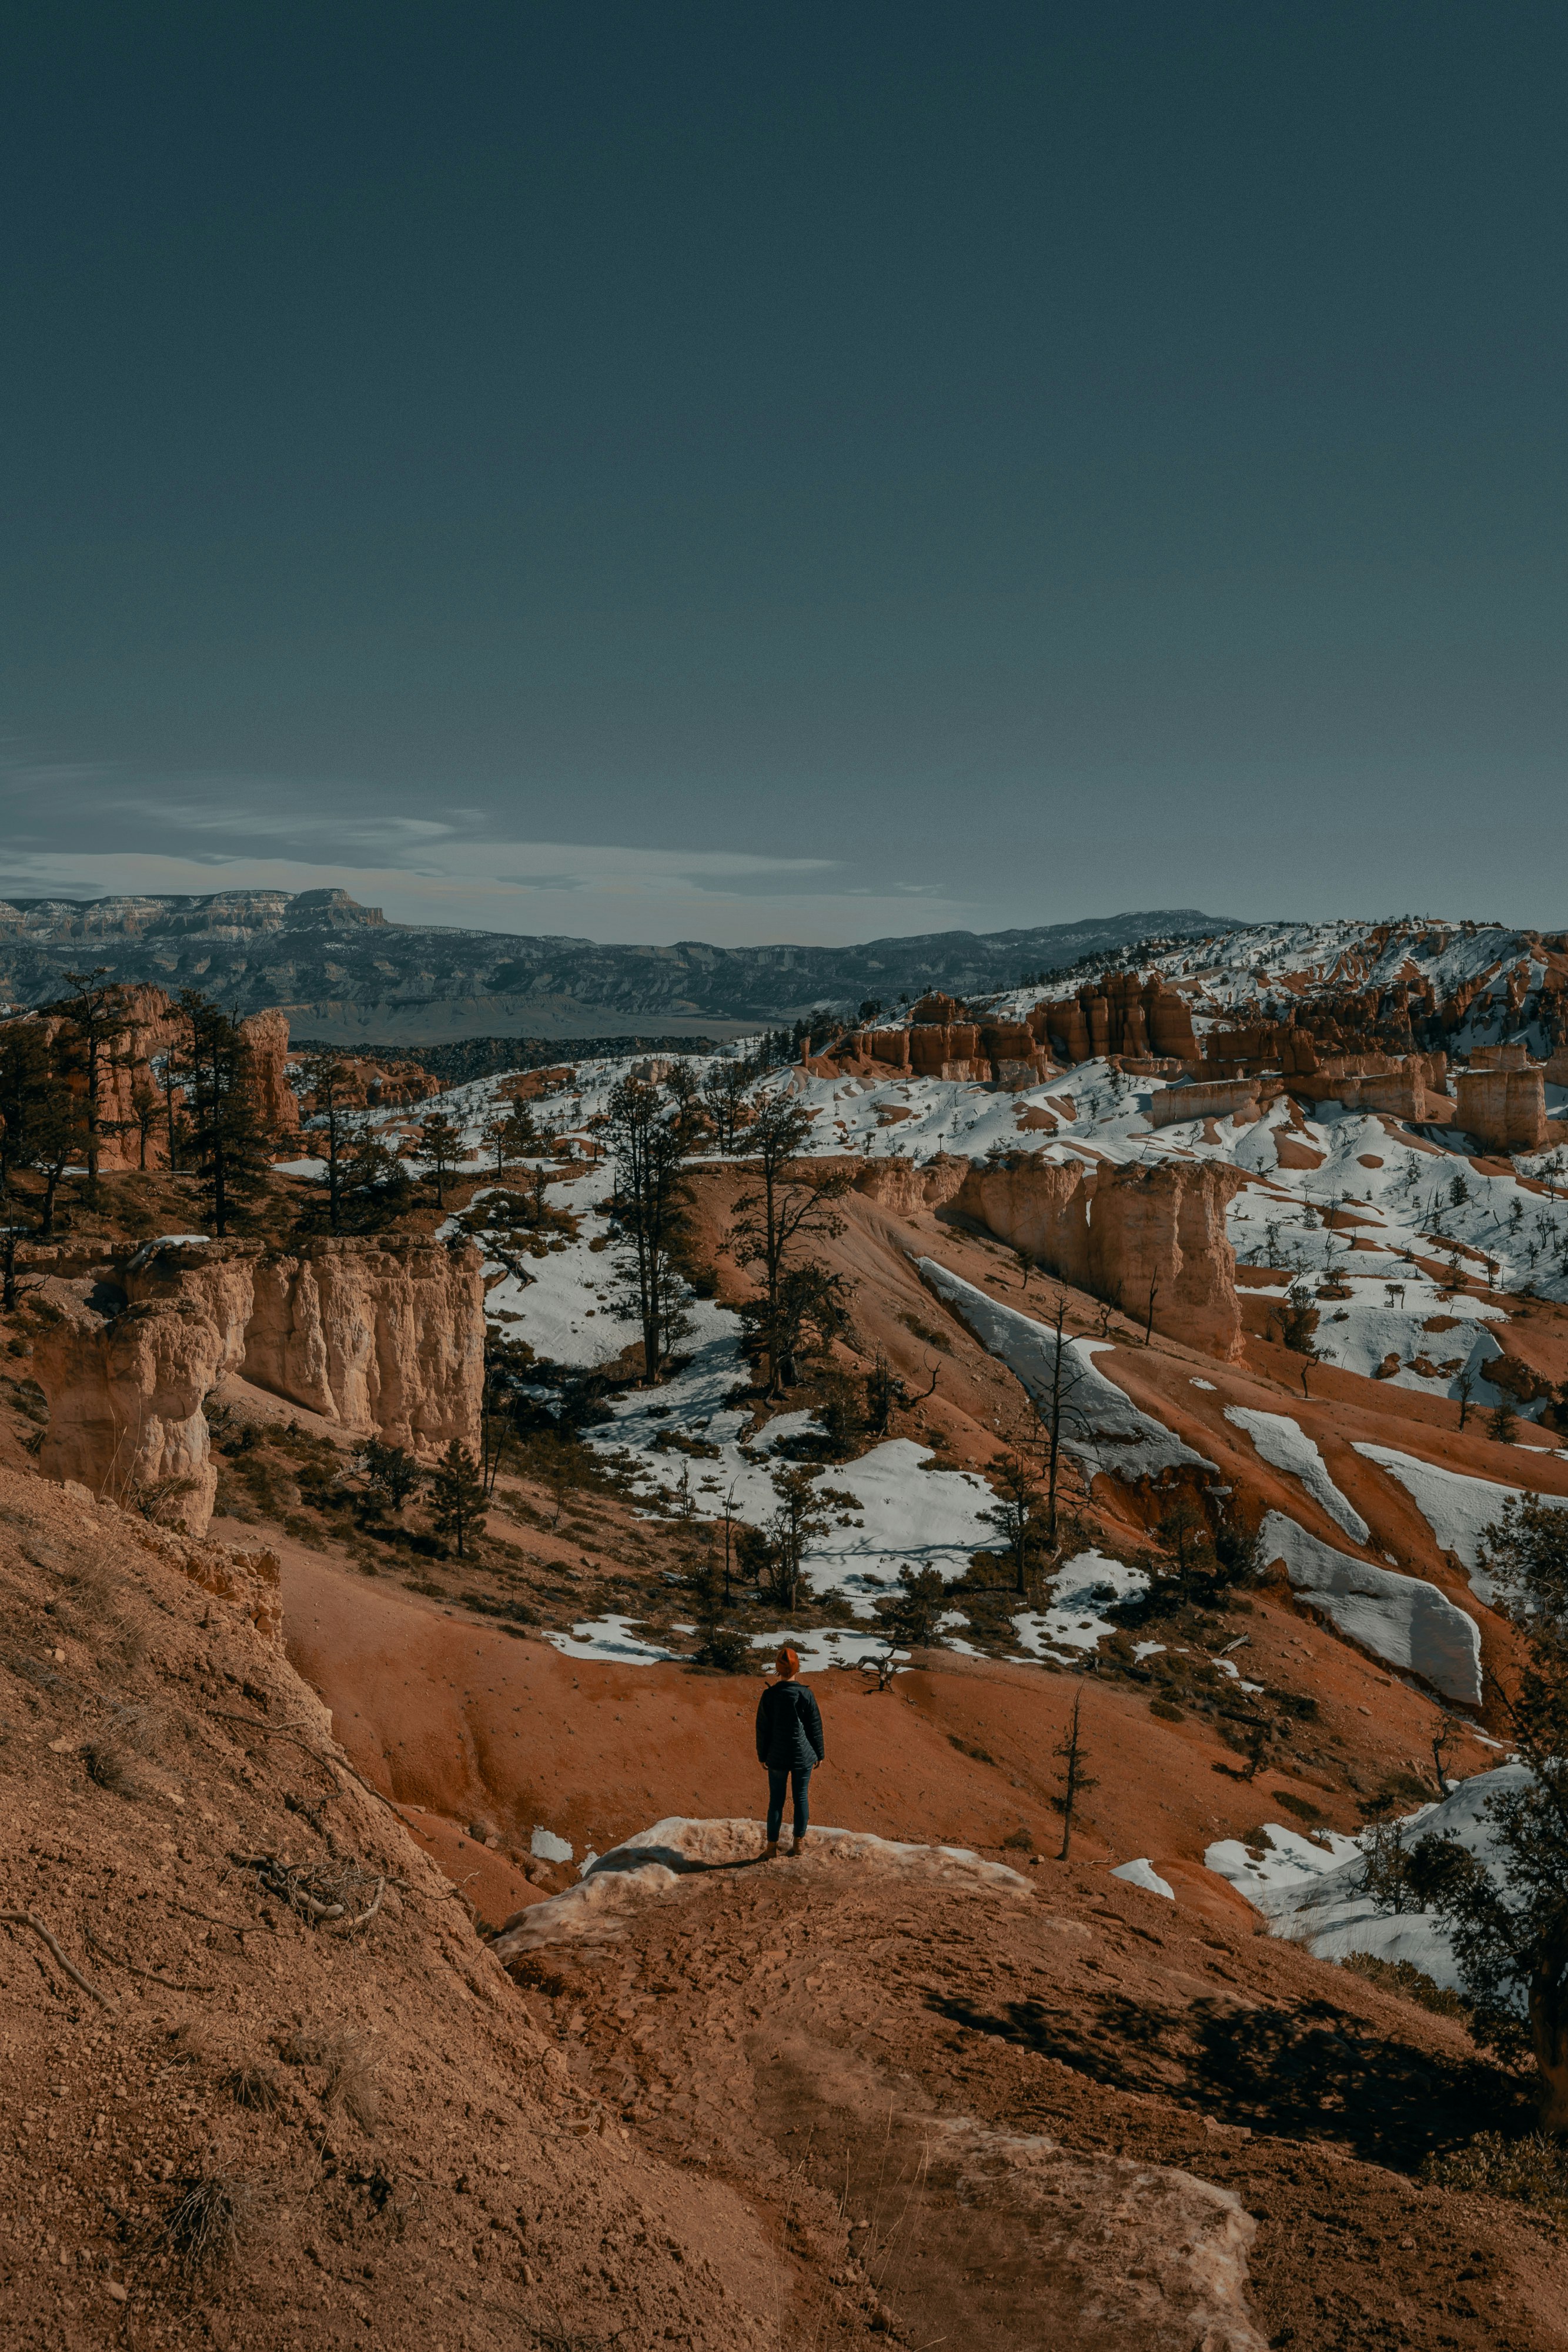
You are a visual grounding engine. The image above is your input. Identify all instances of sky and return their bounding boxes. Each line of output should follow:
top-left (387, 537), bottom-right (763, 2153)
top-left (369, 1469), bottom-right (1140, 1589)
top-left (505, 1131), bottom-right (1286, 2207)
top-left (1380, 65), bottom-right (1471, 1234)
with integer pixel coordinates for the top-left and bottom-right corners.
top-left (2, 2), bottom-right (1565, 946)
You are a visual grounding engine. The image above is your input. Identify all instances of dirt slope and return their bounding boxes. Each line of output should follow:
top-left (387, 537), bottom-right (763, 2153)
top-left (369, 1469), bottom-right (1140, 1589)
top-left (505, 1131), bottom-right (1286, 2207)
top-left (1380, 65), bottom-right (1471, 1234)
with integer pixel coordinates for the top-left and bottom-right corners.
top-left (502, 1822), bottom-right (1568, 2352)
top-left (0, 1468), bottom-right (798, 2348)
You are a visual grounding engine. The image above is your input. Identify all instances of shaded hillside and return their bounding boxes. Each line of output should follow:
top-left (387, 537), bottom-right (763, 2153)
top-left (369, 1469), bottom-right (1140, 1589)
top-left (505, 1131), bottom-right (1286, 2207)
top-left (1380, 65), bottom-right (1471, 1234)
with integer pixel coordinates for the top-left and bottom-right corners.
top-left (0, 890), bottom-right (1235, 1041)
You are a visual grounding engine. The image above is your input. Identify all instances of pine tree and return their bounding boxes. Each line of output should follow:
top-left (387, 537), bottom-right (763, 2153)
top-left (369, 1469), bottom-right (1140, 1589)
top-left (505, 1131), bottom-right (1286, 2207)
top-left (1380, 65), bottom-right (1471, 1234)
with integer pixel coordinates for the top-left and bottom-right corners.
top-left (417, 1111), bottom-right (466, 1209)
top-left (987, 1452), bottom-right (1044, 1595)
top-left (1364, 1495), bottom-right (1568, 2127)
top-left (604, 1071), bottom-right (694, 1385)
top-left (359, 1439), bottom-right (422, 1519)
top-left (178, 993), bottom-right (274, 1237)
top-left (48, 968), bottom-right (131, 1201)
top-left (700, 1056), bottom-right (754, 1154)
top-left (730, 1095), bottom-right (851, 1397)
top-left (758, 1463), bottom-right (830, 1610)
top-left (429, 1441), bottom-right (487, 1558)
top-left (874, 1564), bottom-right (951, 1655)
top-left (300, 1051), bottom-right (357, 1233)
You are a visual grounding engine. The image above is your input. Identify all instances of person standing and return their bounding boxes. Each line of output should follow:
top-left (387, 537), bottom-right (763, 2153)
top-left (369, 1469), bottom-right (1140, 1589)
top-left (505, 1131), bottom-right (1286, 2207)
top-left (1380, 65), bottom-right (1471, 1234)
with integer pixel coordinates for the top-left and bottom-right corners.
top-left (755, 1646), bottom-right (825, 1857)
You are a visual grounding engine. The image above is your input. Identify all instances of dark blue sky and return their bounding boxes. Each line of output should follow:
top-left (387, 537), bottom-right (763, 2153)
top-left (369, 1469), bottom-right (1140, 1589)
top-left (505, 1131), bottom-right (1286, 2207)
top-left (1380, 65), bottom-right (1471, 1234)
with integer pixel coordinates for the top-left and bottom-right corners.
top-left (2, 2), bottom-right (1564, 941)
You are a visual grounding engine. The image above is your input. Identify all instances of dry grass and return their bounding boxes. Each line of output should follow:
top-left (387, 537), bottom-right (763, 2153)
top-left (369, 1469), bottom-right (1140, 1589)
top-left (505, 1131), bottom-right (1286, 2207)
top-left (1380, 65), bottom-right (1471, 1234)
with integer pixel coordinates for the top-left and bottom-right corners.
top-left (225, 2065), bottom-right (285, 2113)
top-left (1342, 1951), bottom-right (1472, 2023)
top-left (1422, 2132), bottom-right (1568, 2213)
top-left (158, 2171), bottom-right (256, 2274)
top-left (322, 2034), bottom-right (382, 2131)
top-left (82, 1738), bottom-right (143, 1795)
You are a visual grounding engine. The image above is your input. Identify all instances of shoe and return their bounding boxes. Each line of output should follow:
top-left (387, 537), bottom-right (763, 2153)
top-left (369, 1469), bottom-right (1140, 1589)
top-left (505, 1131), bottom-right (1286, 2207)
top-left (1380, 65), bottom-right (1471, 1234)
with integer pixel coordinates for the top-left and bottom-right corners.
top-left (788, 1832), bottom-right (809, 1855)
top-left (764, 1839), bottom-right (778, 1859)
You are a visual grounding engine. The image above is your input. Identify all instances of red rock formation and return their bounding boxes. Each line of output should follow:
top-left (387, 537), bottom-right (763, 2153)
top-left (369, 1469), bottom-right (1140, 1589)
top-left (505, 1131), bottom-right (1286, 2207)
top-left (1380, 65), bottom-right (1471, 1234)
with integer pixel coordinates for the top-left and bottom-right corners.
top-left (1147, 1079), bottom-right (1265, 1130)
top-left (34, 1234), bottom-right (483, 1532)
top-left (239, 1007), bottom-right (300, 1140)
top-left (1455, 1066), bottom-right (1547, 1155)
top-left (953, 1156), bottom-right (1247, 1359)
top-left (1038, 971), bottom-right (1198, 1065)
top-left (302, 1050), bottom-right (438, 1112)
top-left (852, 1155), bottom-right (972, 1217)
top-left (0, 986), bottom-right (299, 1168)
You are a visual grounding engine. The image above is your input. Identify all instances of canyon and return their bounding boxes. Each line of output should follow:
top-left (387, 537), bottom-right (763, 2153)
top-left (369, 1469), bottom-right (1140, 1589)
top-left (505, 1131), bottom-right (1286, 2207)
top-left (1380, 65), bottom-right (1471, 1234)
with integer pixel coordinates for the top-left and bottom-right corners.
top-left (9, 906), bottom-right (1568, 2350)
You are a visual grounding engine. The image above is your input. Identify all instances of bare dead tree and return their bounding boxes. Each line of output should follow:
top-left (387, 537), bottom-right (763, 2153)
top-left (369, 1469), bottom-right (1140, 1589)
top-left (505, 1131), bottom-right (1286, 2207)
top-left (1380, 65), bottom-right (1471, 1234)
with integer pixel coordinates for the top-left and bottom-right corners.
top-left (1054, 1689), bottom-right (1098, 1862)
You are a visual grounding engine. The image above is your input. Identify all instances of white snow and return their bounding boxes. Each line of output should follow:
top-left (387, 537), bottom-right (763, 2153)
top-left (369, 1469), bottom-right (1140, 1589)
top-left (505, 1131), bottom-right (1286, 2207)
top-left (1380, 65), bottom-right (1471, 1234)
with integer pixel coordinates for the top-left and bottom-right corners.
top-left (1350, 1444), bottom-right (1568, 1603)
top-left (1011, 1549), bottom-right (1149, 1661)
top-left (540, 1615), bottom-right (680, 1665)
top-left (1111, 1857), bottom-right (1175, 1901)
top-left (1206, 1766), bottom-right (1532, 1997)
top-left (530, 1826), bottom-right (573, 1863)
top-left (1257, 1511), bottom-right (1483, 1704)
top-left (1224, 1408), bottom-right (1369, 1542)
top-left (918, 1262), bottom-right (1219, 1481)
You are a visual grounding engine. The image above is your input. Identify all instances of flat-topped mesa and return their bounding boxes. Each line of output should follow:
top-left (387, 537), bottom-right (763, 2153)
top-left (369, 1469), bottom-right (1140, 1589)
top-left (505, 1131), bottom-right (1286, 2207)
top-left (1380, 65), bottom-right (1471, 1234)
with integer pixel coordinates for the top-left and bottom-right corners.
top-left (953, 1155), bottom-right (1247, 1361)
top-left (33, 1234), bottom-right (483, 1534)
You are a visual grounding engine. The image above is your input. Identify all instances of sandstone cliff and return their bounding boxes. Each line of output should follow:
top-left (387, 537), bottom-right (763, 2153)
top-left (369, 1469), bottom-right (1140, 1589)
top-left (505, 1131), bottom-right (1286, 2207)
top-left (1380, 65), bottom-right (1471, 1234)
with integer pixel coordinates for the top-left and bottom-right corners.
top-left (34, 1234), bottom-right (483, 1531)
top-left (954, 1155), bottom-right (1247, 1359)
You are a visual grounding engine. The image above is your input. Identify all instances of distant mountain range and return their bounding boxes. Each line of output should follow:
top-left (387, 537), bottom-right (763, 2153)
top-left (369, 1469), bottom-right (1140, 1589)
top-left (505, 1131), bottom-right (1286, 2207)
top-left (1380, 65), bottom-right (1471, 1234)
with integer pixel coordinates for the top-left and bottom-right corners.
top-left (0, 890), bottom-right (1240, 1045)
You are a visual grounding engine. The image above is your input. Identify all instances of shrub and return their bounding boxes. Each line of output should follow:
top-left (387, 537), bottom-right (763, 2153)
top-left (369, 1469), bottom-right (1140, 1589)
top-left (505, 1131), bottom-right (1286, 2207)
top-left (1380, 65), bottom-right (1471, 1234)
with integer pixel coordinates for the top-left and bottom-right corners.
top-left (693, 1628), bottom-right (752, 1673)
top-left (1341, 1951), bottom-right (1470, 2021)
top-left (1421, 2132), bottom-right (1568, 2213)
top-left (1150, 1699), bottom-right (1186, 1723)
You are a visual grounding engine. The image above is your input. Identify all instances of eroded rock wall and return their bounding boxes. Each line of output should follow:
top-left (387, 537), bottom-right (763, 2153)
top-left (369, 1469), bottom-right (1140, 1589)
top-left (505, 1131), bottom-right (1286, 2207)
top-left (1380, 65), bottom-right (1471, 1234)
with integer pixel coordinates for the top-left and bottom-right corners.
top-left (954, 1157), bottom-right (1246, 1359)
top-left (35, 1235), bottom-right (483, 1534)
top-left (242, 1237), bottom-right (484, 1456)
top-left (1455, 1067), bottom-right (1547, 1155)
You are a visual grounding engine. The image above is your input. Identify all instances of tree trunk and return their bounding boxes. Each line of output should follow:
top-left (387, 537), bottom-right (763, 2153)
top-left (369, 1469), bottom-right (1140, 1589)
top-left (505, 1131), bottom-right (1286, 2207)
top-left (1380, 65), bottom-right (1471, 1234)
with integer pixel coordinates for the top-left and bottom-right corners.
top-left (1531, 1980), bottom-right (1568, 2134)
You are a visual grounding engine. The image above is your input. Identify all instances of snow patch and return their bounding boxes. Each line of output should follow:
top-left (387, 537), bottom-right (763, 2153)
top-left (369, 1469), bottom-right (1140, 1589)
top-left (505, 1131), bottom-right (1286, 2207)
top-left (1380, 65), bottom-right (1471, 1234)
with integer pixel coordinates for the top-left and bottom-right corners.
top-left (919, 1262), bottom-right (1218, 1481)
top-left (1206, 1767), bottom-right (1532, 1997)
top-left (1350, 1444), bottom-right (1568, 1603)
top-left (1258, 1511), bottom-right (1482, 1704)
top-left (1111, 1858), bottom-right (1175, 1901)
top-left (1224, 1408), bottom-right (1369, 1542)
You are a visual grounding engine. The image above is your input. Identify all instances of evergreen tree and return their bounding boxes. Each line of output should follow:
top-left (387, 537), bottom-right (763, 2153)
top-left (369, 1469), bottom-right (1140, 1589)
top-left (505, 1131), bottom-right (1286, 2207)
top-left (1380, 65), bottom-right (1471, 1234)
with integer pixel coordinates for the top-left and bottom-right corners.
top-left (0, 1025), bottom-right (58, 1200)
top-left (730, 1094), bottom-right (851, 1396)
top-left (480, 1099), bottom-right (537, 1175)
top-left (755, 1463), bottom-right (830, 1609)
top-left (604, 1071), bottom-right (694, 1385)
top-left (300, 1051), bottom-right (357, 1233)
top-left (48, 968), bottom-right (131, 1200)
top-left (874, 1563), bottom-right (951, 1653)
top-left (178, 993), bottom-right (274, 1235)
top-left (128, 1072), bottom-right (162, 1170)
top-left (1363, 1495), bottom-right (1568, 2127)
top-left (738, 1261), bottom-right (851, 1398)
top-left (359, 1439), bottom-right (423, 1519)
top-left (417, 1110), bottom-right (466, 1208)
top-left (429, 1440), bottom-right (487, 1558)
top-left (987, 1452), bottom-right (1045, 1595)
top-left (700, 1057), bottom-right (754, 1154)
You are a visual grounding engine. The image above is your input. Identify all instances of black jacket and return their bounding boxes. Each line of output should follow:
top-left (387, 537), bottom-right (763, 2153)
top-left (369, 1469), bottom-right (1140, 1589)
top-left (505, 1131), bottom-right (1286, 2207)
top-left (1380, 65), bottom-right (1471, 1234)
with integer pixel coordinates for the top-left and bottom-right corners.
top-left (755, 1679), bottom-right (825, 1770)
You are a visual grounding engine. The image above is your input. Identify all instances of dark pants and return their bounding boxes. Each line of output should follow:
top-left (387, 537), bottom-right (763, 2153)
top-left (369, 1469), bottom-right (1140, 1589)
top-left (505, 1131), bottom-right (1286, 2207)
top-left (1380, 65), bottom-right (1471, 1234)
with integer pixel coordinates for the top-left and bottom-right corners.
top-left (766, 1763), bottom-right (813, 1842)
